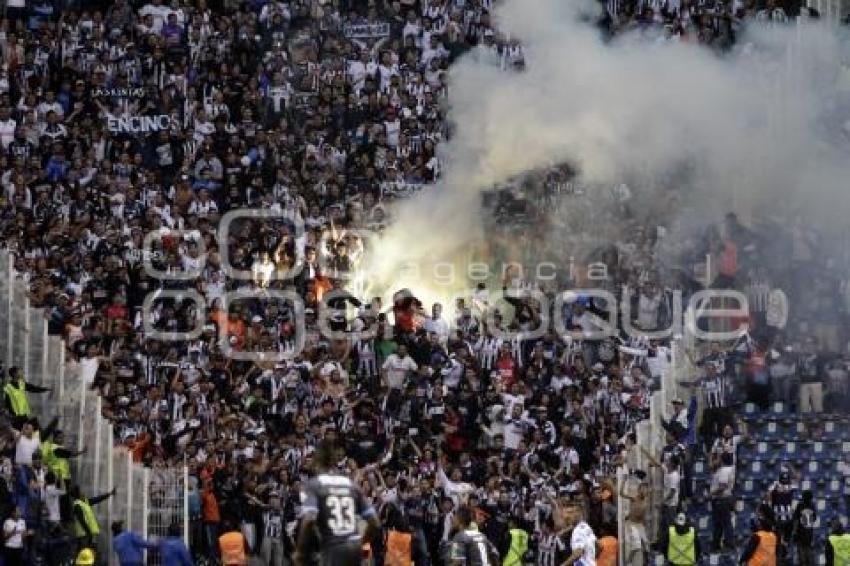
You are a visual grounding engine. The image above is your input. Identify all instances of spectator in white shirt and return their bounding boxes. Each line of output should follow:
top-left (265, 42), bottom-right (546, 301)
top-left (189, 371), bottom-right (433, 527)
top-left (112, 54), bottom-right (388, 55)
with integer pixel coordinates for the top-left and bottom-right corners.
top-left (347, 51), bottom-right (372, 94)
top-left (42, 471), bottom-right (65, 525)
top-left (402, 12), bottom-right (422, 44)
top-left (503, 403), bottom-right (529, 450)
top-left (35, 91), bottom-right (63, 124)
top-left (436, 459), bottom-right (474, 506)
top-left (138, 0), bottom-right (171, 33)
top-left (421, 35), bottom-right (449, 66)
top-left (709, 452), bottom-right (736, 550)
top-left (14, 422), bottom-right (40, 466)
top-left (662, 456), bottom-right (682, 528)
top-left (0, 107), bottom-right (16, 149)
top-left (636, 282), bottom-right (662, 331)
top-left (422, 303), bottom-right (449, 344)
top-left (564, 502), bottom-right (597, 565)
top-left (384, 108), bottom-right (401, 148)
top-left (382, 344), bottom-right (418, 390)
top-left (3, 506), bottom-right (28, 566)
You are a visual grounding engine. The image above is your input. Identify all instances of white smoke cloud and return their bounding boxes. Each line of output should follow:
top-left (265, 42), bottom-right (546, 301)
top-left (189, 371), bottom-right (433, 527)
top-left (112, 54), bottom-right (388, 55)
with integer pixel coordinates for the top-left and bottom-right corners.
top-left (359, 0), bottom-right (850, 304)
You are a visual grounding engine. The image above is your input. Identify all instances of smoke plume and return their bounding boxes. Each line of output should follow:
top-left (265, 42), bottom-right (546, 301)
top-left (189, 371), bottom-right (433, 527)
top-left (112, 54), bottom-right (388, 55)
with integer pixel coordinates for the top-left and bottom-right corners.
top-left (359, 0), bottom-right (850, 305)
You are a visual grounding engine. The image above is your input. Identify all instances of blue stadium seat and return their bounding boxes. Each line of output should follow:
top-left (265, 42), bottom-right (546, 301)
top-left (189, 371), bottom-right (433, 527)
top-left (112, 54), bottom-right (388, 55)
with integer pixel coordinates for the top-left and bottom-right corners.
top-left (689, 501), bottom-right (709, 518)
top-left (692, 478), bottom-right (710, 499)
top-left (761, 450), bottom-right (781, 471)
top-left (737, 479), bottom-right (760, 499)
top-left (828, 440), bottom-right (845, 455)
top-left (807, 461), bottom-right (825, 482)
top-left (817, 462), bottom-right (835, 481)
top-left (824, 421), bottom-right (842, 441)
top-left (740, 460), bottom-right (765, 481)
top-left (835, 420), bottom-right (850, 442)
top-left (768, 402), bottom-right (791, 421)
top-left (841, 477), bottom-right (850, 500)
top-left (738, 441), bottom-right (756, 462)
top-left (742, 402), bottom-right (759, 421)
top-left (825, 479), bottom-right (843, 496)
top-left (706, 553), bottom-right (738, 565)
top-left (762, 421), bottom-right (782, 440)
top-left (735, 511), bottom-right (756, 533)
top-left (795, 442), bottom-right (812, 463)
top-left (780, 441), bottom-right (798, 461)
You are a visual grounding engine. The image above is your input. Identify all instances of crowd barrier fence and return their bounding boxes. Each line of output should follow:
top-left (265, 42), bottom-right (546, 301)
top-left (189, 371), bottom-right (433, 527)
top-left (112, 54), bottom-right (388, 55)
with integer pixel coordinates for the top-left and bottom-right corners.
top-left (0, 249), bottom-right (189, 565)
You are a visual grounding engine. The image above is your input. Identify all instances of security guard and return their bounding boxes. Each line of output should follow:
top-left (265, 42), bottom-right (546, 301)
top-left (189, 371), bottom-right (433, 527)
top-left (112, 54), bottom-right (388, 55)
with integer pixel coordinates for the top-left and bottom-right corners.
top-left (219, 521), bottom-right (249, 565)
top-left (662, 512), bottom-right (700, 565)
top-left (502, 517), bottom-right (529, 566)
top-left (826, 517), bottom-right (850, 566)
top-left (596, 526), bottom-right (618, 566)
top-left (3, 366), bottom-right (50, 428)
top-left (70, 484), bottom-right (116, 549)
top-left (740, 518), bottom-right (777, 566)
top-left (41, 429), bottom-right (84, 482)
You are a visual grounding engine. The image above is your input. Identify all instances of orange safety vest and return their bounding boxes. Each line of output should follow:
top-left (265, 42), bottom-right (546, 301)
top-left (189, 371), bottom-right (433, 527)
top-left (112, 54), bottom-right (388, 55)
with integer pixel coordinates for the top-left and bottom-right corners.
top-left (747, 531), bottom-right (777, 566)
top-left (219, 531), bottom-right (246, 565)
top-left (597, 535), bottom-right (618, 566)
top-left (385, 530), bottom-right (412, 566)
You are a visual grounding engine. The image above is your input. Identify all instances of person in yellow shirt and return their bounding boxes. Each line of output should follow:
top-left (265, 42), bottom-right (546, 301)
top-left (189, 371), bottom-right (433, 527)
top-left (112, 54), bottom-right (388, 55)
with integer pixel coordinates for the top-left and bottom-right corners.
top-left (826, 517), bottom-right (850, 566)
top-left (69, 484), bottom-right (116, 551)
top-left (661, 513), bottom-right (700, 565)
top-left (41, 426), bottom-right (85, 483)
top-left (3, 366), bottom-right (50, 429)
top-left (502, 516), bottom-right (529, 566)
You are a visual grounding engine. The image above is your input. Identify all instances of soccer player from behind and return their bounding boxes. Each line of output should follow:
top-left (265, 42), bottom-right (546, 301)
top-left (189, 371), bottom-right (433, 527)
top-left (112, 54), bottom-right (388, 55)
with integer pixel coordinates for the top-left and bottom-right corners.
top-left (294, 439), bottom-right (381, 566)
top-left (447, 505), bottom-right (500, 565)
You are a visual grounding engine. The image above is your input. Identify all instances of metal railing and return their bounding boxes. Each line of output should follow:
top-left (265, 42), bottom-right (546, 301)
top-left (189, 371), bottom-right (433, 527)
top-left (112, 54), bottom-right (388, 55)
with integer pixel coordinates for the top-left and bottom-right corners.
top-left (0, 250), bottom-right (188, 565)
top-left (617, 336), bottom-right (696, 565)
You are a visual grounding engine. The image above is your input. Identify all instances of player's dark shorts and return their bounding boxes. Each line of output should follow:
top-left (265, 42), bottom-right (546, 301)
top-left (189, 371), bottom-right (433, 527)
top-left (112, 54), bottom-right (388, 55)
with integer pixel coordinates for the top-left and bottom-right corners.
top-left (320, 542), bottom-right (362, 566)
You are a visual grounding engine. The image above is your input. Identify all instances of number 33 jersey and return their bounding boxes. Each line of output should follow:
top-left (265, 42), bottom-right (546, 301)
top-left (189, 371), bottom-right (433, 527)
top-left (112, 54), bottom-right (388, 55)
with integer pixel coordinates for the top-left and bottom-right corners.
top-left (450, 529), bottom-right (499, 565)
top-left (301, 473), bottom-right (377, 546)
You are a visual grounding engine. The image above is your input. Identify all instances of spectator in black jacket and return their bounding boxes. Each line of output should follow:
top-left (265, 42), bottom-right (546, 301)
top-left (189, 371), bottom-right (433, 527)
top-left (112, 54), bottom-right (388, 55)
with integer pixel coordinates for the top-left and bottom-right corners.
top-left (792, 490), bottom-right (817, 566)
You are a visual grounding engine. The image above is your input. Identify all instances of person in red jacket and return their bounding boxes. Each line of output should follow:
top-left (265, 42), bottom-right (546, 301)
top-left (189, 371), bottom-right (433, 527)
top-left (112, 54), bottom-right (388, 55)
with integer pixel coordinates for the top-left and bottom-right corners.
top-left (495, 343), bottom-right (517, 390)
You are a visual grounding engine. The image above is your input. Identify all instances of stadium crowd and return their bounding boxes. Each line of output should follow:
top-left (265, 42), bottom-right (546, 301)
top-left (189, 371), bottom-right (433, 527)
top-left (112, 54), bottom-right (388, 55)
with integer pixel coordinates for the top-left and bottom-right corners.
top-left (0, 0), bottom-right (846, 565)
